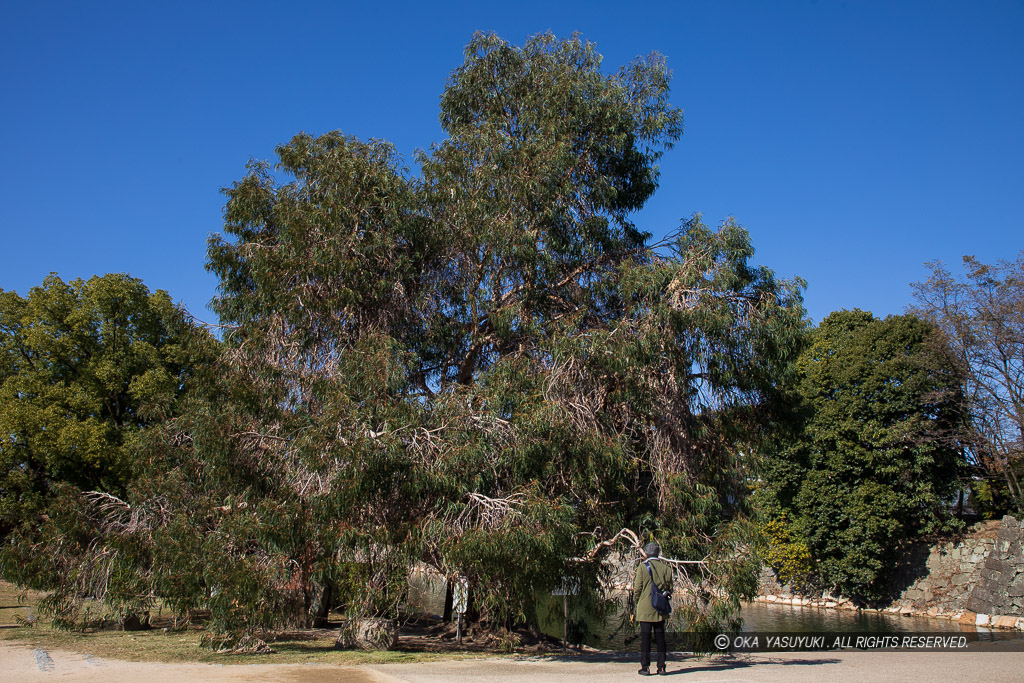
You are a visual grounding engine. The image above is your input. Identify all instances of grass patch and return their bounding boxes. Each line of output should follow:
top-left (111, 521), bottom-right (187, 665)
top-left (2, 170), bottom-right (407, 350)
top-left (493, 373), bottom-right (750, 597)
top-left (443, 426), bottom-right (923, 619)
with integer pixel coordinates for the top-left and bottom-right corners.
top-left (0, 580), bottom-right (488, 665)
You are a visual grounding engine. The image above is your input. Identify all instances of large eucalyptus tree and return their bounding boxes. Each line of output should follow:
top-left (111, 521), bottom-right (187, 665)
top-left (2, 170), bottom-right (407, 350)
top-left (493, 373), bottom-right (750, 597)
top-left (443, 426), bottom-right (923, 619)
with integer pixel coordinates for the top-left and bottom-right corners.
top-left (28, 33), bottom-right (806, 648)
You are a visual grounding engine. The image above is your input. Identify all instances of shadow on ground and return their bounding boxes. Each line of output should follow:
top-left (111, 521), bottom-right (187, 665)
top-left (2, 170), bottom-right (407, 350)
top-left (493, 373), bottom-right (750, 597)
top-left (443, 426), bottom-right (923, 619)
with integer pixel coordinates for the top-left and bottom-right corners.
top-left (518, 651), bottom-right (843, 668)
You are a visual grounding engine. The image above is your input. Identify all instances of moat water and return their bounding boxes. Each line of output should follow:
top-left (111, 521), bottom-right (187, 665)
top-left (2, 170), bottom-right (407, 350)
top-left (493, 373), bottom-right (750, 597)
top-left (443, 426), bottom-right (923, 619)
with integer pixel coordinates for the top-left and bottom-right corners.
top-left (537, 598), bottom-right (1024, 651)
top-left (407, 572), bottom-right (1023, 651)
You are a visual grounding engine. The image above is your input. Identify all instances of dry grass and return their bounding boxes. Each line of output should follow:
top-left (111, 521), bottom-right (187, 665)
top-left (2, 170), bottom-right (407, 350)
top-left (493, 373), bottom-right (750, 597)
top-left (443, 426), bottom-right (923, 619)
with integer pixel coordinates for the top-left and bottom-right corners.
top-left (0, 580), bottom-right (487, 665)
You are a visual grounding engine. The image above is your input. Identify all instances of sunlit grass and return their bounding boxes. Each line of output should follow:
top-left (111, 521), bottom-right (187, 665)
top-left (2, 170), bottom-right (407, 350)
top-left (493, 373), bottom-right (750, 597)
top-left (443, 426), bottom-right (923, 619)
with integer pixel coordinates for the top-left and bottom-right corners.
top-left (0, 580), bottom-right (487, 665)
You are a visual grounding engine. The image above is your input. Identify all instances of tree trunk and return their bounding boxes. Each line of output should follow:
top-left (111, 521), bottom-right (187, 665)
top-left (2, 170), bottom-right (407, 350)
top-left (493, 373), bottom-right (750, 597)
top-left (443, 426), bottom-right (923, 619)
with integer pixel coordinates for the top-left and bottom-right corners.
top-left (442, 579), bottom-right (454, 623)
top-left (312, 581), bottom-right (333, 628)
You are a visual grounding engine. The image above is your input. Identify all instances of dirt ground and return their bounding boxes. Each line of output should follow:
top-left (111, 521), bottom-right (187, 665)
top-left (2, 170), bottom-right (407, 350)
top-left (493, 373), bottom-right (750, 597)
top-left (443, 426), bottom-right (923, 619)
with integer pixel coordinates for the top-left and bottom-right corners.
top-left (5, 638), bottom-right (1024, 682)
top-left (3, 580), bottom-right (1021, 682)
top-left (0, 639), bottom-right (382, 682)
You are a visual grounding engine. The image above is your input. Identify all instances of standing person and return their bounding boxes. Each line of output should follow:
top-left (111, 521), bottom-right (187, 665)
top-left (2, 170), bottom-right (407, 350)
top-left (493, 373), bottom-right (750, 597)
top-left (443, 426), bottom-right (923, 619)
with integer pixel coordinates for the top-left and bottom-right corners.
top-left (633, 541), bottom-right (672, 675)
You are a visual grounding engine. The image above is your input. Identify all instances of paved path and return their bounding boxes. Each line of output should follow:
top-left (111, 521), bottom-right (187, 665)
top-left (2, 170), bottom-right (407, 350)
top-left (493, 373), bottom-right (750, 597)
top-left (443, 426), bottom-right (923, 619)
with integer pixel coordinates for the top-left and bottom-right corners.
top-left (0, 641), bottom-right (383, 682)
top-left (367, 649), bottom-right (1022, 682)
top-left (2, 641), bottom-right (1021, 682)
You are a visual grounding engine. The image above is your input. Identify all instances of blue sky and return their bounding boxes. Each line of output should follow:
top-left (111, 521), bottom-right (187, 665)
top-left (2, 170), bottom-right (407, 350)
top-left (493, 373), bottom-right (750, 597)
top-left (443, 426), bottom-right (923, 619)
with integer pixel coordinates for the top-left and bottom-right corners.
top-left (2, 1), bottom-right (1021, 324)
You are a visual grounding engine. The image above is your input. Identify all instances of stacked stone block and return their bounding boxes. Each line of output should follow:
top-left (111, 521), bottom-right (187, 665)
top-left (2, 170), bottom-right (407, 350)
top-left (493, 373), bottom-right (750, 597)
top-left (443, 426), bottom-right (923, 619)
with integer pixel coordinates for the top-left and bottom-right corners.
top-left (965, 516), bottom-right (1024, 620)
top-left (894, 521), bottom-right (998, 617)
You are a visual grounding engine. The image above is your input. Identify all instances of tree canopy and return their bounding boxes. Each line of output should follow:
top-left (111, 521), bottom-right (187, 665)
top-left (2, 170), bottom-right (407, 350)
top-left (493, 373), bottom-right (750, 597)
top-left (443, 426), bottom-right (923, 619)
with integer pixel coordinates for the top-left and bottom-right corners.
top-left (757, 310), bottom-right (965, 602)
top-left (5, 32), bottom-right (807, 648)
top-left (0, 274), bottom-right (215, 605)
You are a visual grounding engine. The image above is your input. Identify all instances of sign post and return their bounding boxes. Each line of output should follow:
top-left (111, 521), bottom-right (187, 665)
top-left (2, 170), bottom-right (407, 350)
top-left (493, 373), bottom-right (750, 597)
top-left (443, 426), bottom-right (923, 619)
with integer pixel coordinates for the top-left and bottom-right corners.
top-left (551, 577), bottom-right (580, 650)
top-left (453, 576), bottom-right (468, 644)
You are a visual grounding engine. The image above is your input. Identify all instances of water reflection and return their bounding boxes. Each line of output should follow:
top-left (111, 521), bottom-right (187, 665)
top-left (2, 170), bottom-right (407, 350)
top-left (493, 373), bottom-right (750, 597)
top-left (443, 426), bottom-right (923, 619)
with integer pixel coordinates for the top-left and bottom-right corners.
top-left (540, 596), bottom-right (1024, 651)
top-left (409, 572), bottom-right (1023, 651)
top-left (739, 602), bottom-right (963, 633)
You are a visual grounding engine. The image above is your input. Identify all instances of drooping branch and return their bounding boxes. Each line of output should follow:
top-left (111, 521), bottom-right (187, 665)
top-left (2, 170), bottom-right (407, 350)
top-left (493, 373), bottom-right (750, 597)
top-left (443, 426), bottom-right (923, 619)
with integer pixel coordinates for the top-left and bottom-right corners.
top-left (451, 491), bottom-right (527, 533)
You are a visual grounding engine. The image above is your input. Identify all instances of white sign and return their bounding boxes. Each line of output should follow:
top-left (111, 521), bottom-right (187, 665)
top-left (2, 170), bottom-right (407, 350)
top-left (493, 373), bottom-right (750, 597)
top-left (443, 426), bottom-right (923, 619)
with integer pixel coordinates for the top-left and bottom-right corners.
top-left (453, 576), bottom-right (469, 614)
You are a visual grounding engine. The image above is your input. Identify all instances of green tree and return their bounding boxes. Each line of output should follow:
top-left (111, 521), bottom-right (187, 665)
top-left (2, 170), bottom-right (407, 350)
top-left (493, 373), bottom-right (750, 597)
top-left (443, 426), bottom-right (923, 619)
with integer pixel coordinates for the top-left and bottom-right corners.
top-left (415, 31), bottom-right (682, 389)
top-left (0, 274), bottom-right (215, 602)
top-left (30, 33), bottom-right (806, 648)
top-left (760, 311), bottom-right (965, 602)
top-left (178, 31), bottom-right (700, 642)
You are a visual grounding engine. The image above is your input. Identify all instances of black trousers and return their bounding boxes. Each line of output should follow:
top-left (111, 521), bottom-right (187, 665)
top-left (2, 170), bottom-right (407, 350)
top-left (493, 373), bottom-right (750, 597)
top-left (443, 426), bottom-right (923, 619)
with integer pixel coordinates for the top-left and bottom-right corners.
top-left (639, 620), bottom-right (666, 670)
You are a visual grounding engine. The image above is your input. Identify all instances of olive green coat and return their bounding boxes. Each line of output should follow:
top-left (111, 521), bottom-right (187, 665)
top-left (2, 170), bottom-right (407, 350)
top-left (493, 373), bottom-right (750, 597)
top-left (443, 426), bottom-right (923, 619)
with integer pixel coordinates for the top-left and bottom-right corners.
top-left (633, 557), bottom-right (673, 623)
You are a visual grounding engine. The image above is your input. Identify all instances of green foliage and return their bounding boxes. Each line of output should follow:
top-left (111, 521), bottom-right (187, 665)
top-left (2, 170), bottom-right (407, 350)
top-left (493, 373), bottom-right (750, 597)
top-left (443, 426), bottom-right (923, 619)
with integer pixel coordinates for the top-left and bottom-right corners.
top-left (0, 273), bottom-right (216, 627)
top-left (760, 516), bottom-right (814, 591)
top-left (968, 477), bottom-right (1020, 519)
top-left (760, 310), bottom-right (966, 602)
top-left (0, 273), bottom-right (212, 541)
top-left (13, 33), bottom-right (806, 647)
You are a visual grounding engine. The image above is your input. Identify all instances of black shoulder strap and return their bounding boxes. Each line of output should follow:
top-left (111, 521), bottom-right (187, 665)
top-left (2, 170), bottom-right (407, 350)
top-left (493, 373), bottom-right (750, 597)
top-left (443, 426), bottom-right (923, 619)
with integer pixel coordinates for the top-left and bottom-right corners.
top-left (644, 560), bottom-right (662, 592)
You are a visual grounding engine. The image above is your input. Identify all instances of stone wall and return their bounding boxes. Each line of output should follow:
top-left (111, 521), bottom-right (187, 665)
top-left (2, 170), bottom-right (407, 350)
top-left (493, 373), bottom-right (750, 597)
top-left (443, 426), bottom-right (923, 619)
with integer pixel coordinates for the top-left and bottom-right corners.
top-left (757, 515), bottom-right (1024, 630)
top-left (892, 520), bottom-right (999, 617)
top-left (965, 515), bottom-right (1024, 626)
